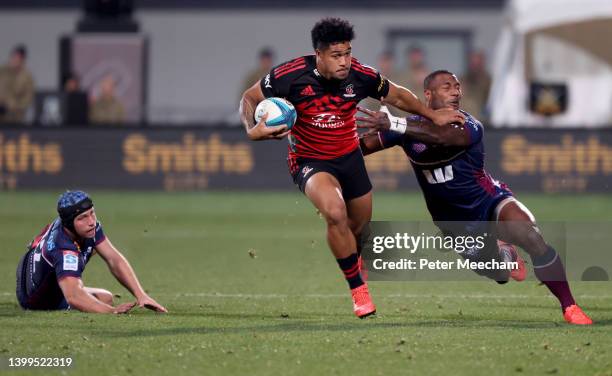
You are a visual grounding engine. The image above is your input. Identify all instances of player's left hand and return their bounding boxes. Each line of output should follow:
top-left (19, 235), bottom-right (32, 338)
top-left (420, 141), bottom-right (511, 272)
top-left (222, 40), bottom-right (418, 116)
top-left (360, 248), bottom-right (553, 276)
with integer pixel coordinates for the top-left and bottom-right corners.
top-left (356, 106), bottom-right (391, 136)
top-left (137, 295), bottom-right (168, 313)
top-left (431, 108), bottom-right (465, 126)
top-left (247, 113), bottom-right (290, 141)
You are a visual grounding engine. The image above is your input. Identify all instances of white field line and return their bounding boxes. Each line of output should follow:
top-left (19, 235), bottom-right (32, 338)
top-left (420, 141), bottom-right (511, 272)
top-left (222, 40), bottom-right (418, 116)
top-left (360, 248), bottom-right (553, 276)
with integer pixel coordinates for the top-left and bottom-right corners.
top-left (168, 293), bottom-right (610, 299)
top-left (1, 292), bottom-right (609, 299)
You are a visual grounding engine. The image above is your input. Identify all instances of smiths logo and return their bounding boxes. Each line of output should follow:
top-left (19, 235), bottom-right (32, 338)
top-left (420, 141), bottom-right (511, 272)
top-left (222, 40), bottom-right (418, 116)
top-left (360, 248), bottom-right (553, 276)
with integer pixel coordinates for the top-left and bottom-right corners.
top-left (343, 84), bottom-right (356, 98)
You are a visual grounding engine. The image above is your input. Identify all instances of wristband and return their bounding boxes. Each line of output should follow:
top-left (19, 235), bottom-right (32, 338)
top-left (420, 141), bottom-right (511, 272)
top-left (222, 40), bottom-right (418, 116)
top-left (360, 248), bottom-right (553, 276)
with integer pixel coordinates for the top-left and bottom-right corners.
top-left (388, 114), bottom-right (407, 134)
top-left (380, 105), bottom-right (407, 134)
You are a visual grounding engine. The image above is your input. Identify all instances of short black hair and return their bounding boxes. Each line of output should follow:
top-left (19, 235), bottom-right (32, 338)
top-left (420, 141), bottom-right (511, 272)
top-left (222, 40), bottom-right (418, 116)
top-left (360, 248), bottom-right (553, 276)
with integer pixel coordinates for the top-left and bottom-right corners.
top-left (311, 18), bottom-right (355, 50)
top-left (424, 69), bottom-right (455, 90)
top-left (258, 47), bottom-right (274, 59)
top-left (63, 71), bottom-right (80, 85)
top-left (12, 44), bottom-right (27, 59)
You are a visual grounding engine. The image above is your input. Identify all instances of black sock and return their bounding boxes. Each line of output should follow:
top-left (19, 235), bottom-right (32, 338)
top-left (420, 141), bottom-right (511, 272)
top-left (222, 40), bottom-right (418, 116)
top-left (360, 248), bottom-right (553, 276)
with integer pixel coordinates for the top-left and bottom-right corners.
top-left (337, 253), bottom-right (364, 290)
top-left (530, 246), bottom-right (576, 311)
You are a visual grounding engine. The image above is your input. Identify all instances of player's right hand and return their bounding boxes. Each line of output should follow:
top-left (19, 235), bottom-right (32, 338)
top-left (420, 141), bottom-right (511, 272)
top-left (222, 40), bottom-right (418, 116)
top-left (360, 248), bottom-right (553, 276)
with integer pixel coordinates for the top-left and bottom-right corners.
top-left (247, 113), bottom-right (290, 141)
top-left (113, 301), bottom-right (137, 314)
top-left (138, 295), bottom-right (168, 313)
top-left (432, 108), bottom-right (465, 126)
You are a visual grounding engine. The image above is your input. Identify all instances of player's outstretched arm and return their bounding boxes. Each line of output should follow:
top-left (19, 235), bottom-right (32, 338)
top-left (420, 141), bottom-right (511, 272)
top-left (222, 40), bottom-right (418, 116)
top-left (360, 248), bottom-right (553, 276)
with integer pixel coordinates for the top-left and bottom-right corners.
top-left (356, 107), bottom-right (471, 147)
top-left (239, 81), bottom-right (289, 141)
top-left (95, 238), bottom-right (168, 313)
top-left (58, 276), bottom-right (136, 314)
top-left (384, 82), bottom-right (465, 126)
top-left (359, 133), bottom-right (387, 156)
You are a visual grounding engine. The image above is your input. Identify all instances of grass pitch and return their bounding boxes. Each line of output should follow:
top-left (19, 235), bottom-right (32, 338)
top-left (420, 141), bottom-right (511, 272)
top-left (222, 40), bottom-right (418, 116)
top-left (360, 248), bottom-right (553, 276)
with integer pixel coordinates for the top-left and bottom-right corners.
top-left (0, 191), bottom-right (611, 375)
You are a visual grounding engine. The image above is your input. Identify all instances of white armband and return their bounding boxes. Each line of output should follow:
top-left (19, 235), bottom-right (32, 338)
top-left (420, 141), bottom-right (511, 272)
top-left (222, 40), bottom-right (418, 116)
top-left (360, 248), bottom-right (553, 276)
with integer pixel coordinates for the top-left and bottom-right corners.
top-left (380, 105), bottom-right (407, 134)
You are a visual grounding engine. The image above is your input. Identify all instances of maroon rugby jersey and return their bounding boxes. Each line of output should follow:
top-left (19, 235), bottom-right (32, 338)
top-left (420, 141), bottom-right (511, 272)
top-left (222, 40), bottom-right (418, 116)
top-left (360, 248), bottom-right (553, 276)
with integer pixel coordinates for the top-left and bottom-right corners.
top-left (260, 55), bottom-right (389, 161)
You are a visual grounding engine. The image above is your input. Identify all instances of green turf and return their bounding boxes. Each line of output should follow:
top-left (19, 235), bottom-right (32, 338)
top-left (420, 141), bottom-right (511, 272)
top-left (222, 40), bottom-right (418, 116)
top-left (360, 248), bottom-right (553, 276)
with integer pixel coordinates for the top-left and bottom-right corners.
top-left (0, 191), bottom-right (611, 375)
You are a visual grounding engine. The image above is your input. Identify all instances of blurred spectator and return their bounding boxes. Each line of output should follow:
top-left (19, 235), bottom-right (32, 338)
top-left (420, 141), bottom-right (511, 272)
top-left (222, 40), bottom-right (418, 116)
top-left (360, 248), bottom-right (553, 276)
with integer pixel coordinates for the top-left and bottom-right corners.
top-left (63, 72), bottom-right (81, 93)
top-left (395, 45), bottom-right (429, 101)
top-left (240, 47), bottom-right (275, 96)
top-left (0, 44), bottom-right (34, 124)
top-left (460, 50), bottom-right (491, 122)
top-left (62, 72), bottom-right (89, 126)
top-left (89, 74), bottom-right (125, 124)
top-left (360, 50), bottom-right (408, 116)
top-left (376, 50), bottom-right (396, 79)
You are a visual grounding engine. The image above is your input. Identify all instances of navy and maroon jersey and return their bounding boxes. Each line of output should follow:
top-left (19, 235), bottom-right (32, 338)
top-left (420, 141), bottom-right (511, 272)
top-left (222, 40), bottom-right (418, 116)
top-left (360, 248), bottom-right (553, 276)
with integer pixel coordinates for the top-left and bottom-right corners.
top-left (260, 55), bottom-right (389, 163)
top-left (18, 218), bottom-right (105, 309)
top-left (380, 111), bottom-right (512, 222)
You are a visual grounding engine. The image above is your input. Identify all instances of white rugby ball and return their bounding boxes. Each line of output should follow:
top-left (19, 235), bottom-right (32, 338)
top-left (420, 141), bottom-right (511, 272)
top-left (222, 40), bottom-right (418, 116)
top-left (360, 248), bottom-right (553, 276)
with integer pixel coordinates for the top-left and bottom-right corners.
top-left (254, 97), bottom-right (297, 130)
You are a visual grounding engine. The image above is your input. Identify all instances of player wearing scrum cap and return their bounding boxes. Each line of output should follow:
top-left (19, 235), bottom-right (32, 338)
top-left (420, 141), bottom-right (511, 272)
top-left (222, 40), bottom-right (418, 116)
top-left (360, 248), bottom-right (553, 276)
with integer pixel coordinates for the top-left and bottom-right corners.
top-left (16, 190), bottom-right (167, 314)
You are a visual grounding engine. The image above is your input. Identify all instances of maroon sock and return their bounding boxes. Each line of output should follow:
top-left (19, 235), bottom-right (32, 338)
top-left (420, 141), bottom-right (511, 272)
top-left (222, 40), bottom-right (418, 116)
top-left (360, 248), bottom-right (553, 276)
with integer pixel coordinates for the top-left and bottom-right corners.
top-left (530, 246), bottom-right (576, 311)
top-left (337, 253), bottom-right (364, 290)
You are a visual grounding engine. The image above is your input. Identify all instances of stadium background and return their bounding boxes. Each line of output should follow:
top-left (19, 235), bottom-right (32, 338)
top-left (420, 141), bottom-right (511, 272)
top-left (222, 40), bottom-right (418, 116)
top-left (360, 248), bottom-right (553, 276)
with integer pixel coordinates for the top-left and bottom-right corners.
top-left (0, 1), bottom-right (611, 375)
top-left (0, 0), bottom-right (609, 193)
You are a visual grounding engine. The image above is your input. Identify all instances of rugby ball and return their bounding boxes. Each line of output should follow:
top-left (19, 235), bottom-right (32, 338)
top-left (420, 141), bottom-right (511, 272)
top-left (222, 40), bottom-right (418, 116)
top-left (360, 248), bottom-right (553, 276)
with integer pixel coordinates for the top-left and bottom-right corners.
top-left (254, 97), bottom-right (297, 130)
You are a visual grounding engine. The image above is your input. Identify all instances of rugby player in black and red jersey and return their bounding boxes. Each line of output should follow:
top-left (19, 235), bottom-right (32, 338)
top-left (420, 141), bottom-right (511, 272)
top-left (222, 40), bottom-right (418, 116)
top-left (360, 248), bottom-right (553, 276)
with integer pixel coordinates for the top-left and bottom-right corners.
top-left (239, 18), bottom-right (464, 318)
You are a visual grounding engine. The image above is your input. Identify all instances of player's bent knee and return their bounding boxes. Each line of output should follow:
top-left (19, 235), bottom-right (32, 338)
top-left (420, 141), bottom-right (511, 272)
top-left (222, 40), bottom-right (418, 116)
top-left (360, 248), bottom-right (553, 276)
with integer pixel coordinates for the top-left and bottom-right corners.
top-left (97, 291), bottom-right (114, 305)
top-left (498, 200), bottom-right (535, 223)
top-left (323, 203), bottom-right (348, 227)
top-left (515, 200), bottom-right (536, 223)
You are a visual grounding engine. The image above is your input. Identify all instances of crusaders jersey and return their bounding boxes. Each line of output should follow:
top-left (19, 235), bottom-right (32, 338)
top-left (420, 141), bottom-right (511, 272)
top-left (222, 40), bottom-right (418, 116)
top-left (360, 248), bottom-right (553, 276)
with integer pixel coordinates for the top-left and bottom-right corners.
top-left (260, 55), bottom-right (389, 160)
